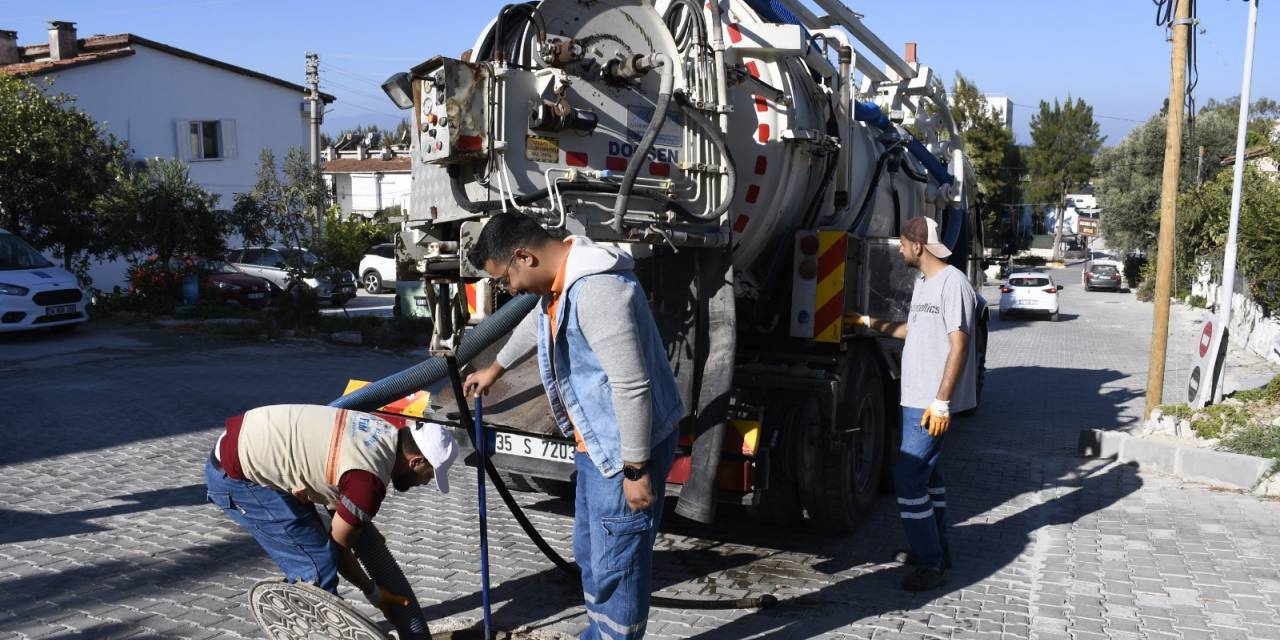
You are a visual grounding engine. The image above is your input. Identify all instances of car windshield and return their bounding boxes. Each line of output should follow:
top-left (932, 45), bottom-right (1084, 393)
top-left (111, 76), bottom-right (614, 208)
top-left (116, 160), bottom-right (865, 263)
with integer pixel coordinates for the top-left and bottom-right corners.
top-left (203, 259), bottom-right (240, 274)
top-left (0, 234), bottom-right (55, 270)
top-left (1093, 265), bottom-right (1119, 276)
top-left (1010, 277), bottom-right (1050, 287)
top-left (281, 249), bottom-right (319, 267)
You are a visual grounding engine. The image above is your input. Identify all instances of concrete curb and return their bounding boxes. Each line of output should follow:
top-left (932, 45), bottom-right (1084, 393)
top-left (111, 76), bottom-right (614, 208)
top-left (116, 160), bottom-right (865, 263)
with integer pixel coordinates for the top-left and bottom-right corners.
top-left (1079, 429), bottom-right (1276, 492)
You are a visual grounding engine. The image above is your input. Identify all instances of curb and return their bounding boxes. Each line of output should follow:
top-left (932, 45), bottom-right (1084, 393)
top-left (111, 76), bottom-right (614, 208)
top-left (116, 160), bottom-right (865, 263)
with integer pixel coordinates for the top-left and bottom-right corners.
top-left (1078, 429), bottom-right (1276, 492)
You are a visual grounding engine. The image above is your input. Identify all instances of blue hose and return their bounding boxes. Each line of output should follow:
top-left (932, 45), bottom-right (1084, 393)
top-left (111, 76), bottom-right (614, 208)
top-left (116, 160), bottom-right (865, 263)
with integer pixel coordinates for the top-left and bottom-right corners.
top-left (853, 101), bottom-right (954, 185)
top-left (330, 293), bottom-right (538, 412)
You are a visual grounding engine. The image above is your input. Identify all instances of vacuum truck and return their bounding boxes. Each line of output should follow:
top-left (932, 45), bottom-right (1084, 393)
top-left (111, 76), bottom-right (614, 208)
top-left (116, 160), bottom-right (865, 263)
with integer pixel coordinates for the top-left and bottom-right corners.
top-left (376, 0), bottom-right (989, 532)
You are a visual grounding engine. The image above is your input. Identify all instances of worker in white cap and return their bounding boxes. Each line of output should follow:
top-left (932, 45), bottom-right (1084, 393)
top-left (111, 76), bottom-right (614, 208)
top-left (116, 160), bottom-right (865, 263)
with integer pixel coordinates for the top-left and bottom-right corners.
top-left (204, 404), bottom-right (458, 618)
top-left (845, 216), bottom-right (977, 592)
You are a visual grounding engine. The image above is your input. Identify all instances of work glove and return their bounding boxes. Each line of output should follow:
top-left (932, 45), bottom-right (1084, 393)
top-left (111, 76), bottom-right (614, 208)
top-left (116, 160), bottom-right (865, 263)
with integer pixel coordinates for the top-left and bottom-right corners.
top-left (919, 399), bottom-right (951, 437)
top-left (363, 584), bottom-right (410, 619)
top-left (843, 312), bottom-right (870, 329)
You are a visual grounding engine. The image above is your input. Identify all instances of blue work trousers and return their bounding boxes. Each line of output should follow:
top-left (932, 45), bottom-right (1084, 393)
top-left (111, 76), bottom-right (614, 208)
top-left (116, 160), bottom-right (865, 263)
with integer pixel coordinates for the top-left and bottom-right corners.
top-left (572, 433), bottom-right (676, 640)
top-left (895, 407), bottom-right (949, 569)
top-left (204, 457), bottom-right (339, 593)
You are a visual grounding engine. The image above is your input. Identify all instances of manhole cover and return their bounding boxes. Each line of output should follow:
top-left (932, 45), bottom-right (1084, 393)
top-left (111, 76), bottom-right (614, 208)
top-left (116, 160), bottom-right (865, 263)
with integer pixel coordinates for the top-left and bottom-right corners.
top-left (249, 580), bottom-right (386, 640)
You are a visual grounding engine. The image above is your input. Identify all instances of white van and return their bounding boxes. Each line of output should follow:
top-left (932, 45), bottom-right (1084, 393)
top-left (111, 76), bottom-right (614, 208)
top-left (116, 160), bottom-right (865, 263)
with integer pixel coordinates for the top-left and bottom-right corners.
top-left (0, 229), bottom-right (89, 332)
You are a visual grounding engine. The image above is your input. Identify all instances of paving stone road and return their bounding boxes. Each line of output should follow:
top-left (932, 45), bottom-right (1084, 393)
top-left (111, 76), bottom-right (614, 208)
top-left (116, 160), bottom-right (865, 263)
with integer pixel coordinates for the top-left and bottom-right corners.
top-left (2, 263), bottom-right (1279, 639)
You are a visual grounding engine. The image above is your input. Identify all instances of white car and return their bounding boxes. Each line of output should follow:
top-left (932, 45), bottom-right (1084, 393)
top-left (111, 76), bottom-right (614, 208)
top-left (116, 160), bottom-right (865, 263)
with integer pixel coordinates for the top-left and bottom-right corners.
top-left (0, 229), bottom-right (89, 333)
top-left (999, 271), bottom-right (1062, 321)
top-left (358, 243), bottom-right (397, 294)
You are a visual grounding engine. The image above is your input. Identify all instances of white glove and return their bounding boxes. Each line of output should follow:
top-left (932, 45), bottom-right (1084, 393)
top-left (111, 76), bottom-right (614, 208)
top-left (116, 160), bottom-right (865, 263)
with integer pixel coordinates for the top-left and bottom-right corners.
top-left (929, 398), bottom-right (950, 418)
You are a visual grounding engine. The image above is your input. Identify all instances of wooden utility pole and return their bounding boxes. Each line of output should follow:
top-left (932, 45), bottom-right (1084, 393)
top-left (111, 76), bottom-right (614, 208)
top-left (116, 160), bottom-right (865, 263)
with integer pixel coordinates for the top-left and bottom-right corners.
top-left (306, 52), bottom-right (322, 237)
top-left (1145, 0), bottom-right (1192, 418)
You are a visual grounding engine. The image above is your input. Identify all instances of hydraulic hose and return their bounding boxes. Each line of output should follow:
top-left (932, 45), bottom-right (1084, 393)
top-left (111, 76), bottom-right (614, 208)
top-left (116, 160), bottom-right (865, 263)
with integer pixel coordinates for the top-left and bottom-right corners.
top-left (330, 293), bottom-right (538, 412)
top-left (452, 166), bottom-right (699, 221)
top-left (612, 54), bottom-right (674, 234)
top-left (677, 95), bottom-right (736, 222)
top-left (853, 101), bottom-right (954, 186)
top-left (441, 351), bottom-right (777, 611)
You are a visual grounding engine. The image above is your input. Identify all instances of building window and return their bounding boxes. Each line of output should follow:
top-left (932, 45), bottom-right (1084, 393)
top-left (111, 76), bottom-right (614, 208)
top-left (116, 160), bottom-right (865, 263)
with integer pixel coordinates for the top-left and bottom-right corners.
top-left (188, 121), bottom-right (222, 159)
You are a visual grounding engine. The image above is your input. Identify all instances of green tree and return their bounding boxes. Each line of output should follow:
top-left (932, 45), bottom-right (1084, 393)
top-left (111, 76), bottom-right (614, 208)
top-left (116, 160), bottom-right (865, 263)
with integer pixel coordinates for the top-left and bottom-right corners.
top-left (1027, 97), bottom-right (1104, 260)
top-left (240, 148), bottom-right (329, 250)
top-left (0, 75), bottom-right (128, 279)
top-left (1098, 98), bottom-right (1270, 254)
top-left (1177, 165), bottom-right (1280, 312)
top-left (314, 205), bottom-right (397, 273)
top-left (950, 73), bottom-right (1024, 239)
top-left (97, 158), bottom-right (226, 266)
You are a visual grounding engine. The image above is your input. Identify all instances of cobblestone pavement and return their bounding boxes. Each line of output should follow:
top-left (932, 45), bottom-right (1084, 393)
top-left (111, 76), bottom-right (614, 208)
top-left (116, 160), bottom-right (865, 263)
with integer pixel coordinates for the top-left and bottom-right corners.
top-left (3, 264), bottom-right (1279, 639)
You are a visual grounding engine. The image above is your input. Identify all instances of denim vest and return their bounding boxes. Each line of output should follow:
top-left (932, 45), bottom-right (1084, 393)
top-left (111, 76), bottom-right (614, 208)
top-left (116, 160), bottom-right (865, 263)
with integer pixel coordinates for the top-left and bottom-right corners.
top-left (535, 271), bottom-right (684, 477)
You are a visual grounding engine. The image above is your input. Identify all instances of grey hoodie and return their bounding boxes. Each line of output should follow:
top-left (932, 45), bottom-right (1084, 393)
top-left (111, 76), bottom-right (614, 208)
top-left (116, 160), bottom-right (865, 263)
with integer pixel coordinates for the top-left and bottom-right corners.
top-left (495, 236), bottom-right (657, 462)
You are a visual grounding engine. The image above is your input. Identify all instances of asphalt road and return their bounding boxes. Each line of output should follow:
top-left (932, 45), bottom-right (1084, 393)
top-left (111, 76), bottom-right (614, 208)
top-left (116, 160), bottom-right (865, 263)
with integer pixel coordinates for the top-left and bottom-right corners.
top-left (2, 264), bottom-right (1279, 639)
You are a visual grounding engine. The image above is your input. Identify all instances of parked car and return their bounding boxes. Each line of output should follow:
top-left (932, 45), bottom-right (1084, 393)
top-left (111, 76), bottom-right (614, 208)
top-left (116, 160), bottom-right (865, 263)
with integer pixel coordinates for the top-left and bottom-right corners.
top-left (195, 258), bottom-right (272, 308)
top-left (1082, 259), bottom-right (1124, 292)
top-left (999, 271), bottom-right (1062, 321)
top-left (359, 243), bottom-right (397, 294)
top-left (226, 247), bottom-right (357, 306)
top-left (0, 228), bottom-right (89, 333)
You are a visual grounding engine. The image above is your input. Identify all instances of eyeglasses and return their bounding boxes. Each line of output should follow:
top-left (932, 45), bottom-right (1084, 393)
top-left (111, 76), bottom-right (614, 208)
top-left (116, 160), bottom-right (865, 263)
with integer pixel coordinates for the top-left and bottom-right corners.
top-left (494, 252), bottom-right (518, 290)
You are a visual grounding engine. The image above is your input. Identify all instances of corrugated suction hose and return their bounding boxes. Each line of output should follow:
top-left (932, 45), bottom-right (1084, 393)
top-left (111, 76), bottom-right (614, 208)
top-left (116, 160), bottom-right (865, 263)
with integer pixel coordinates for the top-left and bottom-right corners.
top-left (329, 293), bottom-right (537, 639)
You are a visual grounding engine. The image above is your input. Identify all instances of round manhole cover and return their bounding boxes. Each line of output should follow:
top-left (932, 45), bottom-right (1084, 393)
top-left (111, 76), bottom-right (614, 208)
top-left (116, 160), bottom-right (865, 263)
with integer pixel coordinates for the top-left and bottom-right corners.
top-left (249, 580), bottom-right (386, 640)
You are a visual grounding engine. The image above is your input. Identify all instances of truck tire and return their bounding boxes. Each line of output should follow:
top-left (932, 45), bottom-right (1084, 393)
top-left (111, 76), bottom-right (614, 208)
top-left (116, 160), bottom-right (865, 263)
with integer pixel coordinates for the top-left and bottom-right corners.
top-left (798, 351), bottom-right (886, 532)
top-left (746, 401), bottom-right (804, 526)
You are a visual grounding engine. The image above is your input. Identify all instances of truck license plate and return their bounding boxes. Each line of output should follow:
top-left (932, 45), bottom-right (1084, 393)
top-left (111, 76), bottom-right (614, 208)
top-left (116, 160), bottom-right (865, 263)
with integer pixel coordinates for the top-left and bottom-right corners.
top-left (490, 431), bottom-right (575, 463)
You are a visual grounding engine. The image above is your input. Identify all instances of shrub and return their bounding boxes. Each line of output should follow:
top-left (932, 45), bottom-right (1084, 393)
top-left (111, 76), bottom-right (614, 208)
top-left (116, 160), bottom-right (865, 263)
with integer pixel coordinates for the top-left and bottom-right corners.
top-left (1190, 402), bottom-right (1249, 440)
top-left (1160, 403), bottom-right (1194, 421)
top-left (1232, 375), bottom-right (1280, 404)
top-left (1013, 255), bottom-right (1047, 268)
top-left (1220, 423), bottom-right (1280, 462)
top-left (1188, 295), bottom-right (1207, 309)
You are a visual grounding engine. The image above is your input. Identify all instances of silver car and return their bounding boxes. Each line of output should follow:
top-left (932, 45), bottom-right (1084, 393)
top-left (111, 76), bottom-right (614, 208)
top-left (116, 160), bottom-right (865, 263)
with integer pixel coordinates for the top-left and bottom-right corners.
top-left (226, 247), bottom-right (356, 306)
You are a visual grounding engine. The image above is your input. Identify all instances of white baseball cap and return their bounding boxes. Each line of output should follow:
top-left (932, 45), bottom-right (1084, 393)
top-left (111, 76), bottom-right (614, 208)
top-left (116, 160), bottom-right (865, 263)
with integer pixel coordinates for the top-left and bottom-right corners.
top-left (408, 421), bottom-right (458, 493)
top-left (902, 216), bottom-right (952, 259)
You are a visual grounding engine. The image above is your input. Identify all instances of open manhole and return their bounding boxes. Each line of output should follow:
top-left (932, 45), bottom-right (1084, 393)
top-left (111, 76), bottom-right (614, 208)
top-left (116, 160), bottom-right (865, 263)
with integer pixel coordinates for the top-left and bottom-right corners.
top-left (249, 580), bottom-right (386, 640)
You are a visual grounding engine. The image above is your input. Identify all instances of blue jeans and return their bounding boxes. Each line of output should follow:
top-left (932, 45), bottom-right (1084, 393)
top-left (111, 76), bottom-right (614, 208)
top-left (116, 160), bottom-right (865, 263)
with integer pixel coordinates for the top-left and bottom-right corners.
top-left (572, 433), bottom-right (676, 640)
top-left (895, 407), bottom-right (949, 569)
top-left (204, 457), bottom-right (339, 593)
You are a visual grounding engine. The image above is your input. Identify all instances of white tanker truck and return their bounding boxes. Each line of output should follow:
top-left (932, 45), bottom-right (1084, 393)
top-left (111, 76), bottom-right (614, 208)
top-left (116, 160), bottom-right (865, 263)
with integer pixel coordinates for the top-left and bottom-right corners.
top-left (379, 0), bottom-right (989, 531)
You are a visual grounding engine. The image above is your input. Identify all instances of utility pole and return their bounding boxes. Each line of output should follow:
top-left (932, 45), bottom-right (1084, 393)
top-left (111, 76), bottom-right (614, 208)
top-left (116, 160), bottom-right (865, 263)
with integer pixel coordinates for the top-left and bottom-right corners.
top-left (1144, 0), bottom-right (1192, 418)
top-left (1210, 0), bottom-right (1261, 404)
top-left (306, 52), bottom-right (323, 237)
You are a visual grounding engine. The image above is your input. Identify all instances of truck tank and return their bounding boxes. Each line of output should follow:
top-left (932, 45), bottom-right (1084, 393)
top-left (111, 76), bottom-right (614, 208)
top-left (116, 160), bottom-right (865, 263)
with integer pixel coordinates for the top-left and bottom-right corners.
top-left (383, 0), bottom-right (986, 530)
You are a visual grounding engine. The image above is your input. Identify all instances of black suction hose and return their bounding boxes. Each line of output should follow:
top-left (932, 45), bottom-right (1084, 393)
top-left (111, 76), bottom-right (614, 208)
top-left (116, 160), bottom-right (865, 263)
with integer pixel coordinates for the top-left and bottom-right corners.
top-left (353, 526), bottom-right (430, 640)
top-left (331, 291), bottom-right (778, 613)
top-left (441, 355), bottom-right (775, 610)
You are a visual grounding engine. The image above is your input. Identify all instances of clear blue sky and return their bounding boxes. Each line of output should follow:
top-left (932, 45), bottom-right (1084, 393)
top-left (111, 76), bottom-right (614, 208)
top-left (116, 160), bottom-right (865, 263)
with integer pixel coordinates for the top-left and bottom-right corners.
top-left (5, 0), bottom-right (1275, 145)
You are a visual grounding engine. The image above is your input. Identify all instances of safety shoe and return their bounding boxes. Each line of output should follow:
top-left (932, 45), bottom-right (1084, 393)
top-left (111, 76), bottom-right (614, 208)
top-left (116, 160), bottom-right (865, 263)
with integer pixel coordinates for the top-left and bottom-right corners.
top-left (900, 566), bottom-right (950, 592)
top-left (892, 548), bottom-right (952, 570)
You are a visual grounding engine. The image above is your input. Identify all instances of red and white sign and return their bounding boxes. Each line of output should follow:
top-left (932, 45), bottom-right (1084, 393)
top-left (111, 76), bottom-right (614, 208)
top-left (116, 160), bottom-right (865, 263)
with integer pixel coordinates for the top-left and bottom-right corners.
top-left (1199, 322), bottom-right (1214, 358)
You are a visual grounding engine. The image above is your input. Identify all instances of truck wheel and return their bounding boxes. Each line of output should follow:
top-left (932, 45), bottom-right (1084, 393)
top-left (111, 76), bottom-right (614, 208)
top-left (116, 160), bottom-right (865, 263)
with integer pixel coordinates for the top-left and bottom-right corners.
top-left (799, 350), bottom-right (886, 532)
top-left (746, 401), bottom-right (804, 526)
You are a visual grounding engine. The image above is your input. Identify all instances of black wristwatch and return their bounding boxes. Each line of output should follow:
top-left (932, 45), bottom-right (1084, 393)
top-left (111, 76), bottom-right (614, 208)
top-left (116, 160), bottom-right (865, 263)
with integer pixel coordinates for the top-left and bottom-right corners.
top-left (621, 464), bottom-right (649, 481)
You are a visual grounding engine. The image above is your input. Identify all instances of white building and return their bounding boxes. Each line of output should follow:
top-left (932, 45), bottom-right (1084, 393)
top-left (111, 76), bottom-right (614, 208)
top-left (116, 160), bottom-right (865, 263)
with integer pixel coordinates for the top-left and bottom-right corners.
top-left (0, 21), bottom-right (334, 287)
top-left (984, 96), bottom-right (1014, 130)
top-left (322, 134), bottom-right (411, 219)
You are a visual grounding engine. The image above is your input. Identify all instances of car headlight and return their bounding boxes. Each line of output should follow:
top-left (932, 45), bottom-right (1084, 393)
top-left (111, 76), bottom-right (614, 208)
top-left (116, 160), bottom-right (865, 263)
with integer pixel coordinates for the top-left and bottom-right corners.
top-left (0, 282), bottom-right (30, 296)
top-left (217, 281), bottom-right (243, 291)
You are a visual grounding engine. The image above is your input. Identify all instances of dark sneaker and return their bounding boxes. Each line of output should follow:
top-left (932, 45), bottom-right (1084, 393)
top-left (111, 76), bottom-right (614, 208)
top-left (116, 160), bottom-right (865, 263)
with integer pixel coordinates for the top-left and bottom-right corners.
top-left (892, 548), bottom-right (952, 570)
top-left (901, 566), bottom-right (950, 592)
